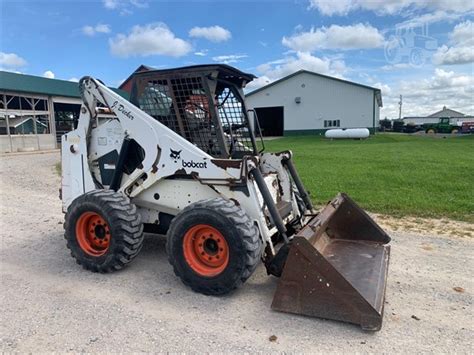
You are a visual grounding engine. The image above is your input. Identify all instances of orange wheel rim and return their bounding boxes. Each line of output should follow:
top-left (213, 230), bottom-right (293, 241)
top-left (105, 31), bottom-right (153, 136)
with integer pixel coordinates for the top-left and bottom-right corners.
top-left (76, 212), bottom-right (111, 256)
top-left (183, 224), bottom-right (229, 277)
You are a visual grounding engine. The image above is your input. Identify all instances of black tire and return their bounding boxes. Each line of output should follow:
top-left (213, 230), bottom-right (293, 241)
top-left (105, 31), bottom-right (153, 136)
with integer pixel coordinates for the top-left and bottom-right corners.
top-left (64, 189), bottom-right (144, 272)
top-left (166, 198), bottom-right (262, 295)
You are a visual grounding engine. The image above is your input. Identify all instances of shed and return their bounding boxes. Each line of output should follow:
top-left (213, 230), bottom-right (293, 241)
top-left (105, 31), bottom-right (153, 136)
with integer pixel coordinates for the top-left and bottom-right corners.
top-left (245, 70), bottom-right (382, 136)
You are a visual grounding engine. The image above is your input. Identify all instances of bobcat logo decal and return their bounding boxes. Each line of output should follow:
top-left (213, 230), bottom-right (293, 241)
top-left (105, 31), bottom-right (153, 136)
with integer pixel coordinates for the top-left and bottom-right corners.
top-left (170, 148), bottom-right (182, 163)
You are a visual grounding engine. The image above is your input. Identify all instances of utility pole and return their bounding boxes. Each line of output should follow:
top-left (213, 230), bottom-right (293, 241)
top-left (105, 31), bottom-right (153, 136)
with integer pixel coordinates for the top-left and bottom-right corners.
top-left (398, 95), bottom-right (403, 120)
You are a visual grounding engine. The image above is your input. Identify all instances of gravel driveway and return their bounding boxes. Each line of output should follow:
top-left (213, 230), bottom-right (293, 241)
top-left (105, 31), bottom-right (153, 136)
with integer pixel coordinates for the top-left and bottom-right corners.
top-left (1, 151), bottom-right (472, 352)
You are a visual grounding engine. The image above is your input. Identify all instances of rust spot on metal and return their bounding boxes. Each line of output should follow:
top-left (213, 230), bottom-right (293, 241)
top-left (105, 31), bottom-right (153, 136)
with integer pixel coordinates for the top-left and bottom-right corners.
top-left (151, 145), bottom-right (161, 174)
top-left (211, 159), bottom-right (242, 170)
top-left (274, 150), bottom-right (291, 158)
top-left (174, 168), bottom-right (187, 175)
top-left (271, 193), bottom-right (391, 331)
top-left (230, 198), bottom-right (240, 206)
top-left (206, 184), bottom-right (221, 195)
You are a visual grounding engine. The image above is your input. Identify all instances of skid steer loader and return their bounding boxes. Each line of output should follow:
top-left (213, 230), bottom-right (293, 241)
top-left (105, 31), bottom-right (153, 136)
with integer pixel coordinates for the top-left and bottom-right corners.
top-left (61, 65), bottom-right (390, 330)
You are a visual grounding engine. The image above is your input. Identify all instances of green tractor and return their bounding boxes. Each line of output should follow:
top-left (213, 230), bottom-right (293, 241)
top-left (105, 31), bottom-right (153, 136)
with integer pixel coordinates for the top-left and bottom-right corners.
top-left (424, 117), bottom-right (461, 134)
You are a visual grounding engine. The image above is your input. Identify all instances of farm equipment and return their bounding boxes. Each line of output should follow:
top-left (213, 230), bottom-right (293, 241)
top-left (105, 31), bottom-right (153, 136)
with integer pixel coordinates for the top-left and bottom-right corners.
top-left (424, 117), bottom-right (461, 134)
top-left (60, 65), bottom-right (391, 330)
top-left (461, 121), bottom-right (474, 134)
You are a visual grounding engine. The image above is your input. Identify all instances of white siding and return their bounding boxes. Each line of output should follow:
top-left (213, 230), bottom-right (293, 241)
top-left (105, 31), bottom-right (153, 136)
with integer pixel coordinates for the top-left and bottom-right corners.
top-left (246, 72), bottom-right (379, 132)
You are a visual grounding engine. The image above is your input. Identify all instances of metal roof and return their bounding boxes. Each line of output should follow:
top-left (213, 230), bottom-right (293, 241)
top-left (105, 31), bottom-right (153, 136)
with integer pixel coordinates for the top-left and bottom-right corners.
top-left (245, 70), bottom-right (383, 107)
top-left (0, 71), bottom-right (129, 99)
top-left (119, 64), bottom-right (156, 91)
top-left (139, 64), bottom-right (255, 80)
top-left (427, 106), bottom-right (466, 118)
top-left (129, 64), bottom-right (256, 88)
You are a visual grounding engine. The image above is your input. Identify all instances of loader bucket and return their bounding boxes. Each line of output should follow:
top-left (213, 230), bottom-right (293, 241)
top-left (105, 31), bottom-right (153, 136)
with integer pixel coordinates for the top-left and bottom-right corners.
top-left (271, 193), bottom-right (390, 331)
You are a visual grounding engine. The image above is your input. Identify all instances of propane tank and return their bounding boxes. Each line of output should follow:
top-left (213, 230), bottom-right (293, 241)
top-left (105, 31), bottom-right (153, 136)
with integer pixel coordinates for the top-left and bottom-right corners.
top-left (325, 128), bottom-right (370, 139)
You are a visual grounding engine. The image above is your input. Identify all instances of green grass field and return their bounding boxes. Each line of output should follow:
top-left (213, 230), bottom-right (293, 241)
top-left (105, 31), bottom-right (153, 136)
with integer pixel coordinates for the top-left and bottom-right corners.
top-left (264, 133), bottom-right (474, 222)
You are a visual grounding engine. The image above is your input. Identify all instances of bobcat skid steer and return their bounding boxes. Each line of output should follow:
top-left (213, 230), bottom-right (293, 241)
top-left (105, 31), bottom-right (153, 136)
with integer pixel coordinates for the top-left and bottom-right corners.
top-left (61, 65), bottom-right (390, 330)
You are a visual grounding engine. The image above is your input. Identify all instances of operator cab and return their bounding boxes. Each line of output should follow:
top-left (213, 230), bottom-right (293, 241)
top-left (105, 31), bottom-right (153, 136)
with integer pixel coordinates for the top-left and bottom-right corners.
top-left (128, 65), bottom-right (260, 159)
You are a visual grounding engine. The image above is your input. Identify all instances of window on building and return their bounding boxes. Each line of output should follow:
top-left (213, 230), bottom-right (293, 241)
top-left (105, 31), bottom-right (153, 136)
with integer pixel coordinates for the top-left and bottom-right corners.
top-left (324, 120), bottom-right (341, 128)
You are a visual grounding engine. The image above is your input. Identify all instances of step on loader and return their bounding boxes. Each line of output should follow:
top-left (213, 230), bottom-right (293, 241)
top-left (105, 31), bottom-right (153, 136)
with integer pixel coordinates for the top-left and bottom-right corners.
top-left (61, 65), bottom-right (390, 330)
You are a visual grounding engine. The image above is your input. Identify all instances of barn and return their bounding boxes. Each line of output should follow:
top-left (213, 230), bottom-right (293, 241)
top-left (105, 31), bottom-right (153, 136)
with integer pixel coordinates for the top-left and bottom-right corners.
top-left (0, 71), bottom-right (127, 153)
top-left (403, 106), bottom-right (473, 125)
top-left (245, 70), bottom-right (382, 136)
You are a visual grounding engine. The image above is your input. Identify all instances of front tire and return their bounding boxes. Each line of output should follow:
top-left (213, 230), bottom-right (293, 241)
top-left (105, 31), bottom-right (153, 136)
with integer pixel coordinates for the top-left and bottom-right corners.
top-left (166, 198), bottom-right (262, 295)
top-left (64, 190), bottom-right (144, 272)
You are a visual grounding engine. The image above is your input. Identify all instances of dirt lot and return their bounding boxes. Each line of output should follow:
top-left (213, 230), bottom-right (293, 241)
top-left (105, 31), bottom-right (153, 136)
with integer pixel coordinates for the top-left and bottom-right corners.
top-left (1, 151), bottom-right (472, 352)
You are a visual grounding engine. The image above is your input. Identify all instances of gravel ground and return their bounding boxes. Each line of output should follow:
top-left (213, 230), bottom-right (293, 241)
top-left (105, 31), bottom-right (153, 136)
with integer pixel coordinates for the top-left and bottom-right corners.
top-left (0, 151), bottom-right (472, 353)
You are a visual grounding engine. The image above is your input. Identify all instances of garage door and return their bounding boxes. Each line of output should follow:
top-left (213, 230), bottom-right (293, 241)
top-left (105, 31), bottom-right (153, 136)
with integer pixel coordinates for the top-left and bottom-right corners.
top-left (254, 106), bottom-right (284, 137)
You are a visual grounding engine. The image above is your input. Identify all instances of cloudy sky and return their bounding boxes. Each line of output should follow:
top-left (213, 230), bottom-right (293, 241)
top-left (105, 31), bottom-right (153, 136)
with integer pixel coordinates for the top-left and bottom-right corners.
top-left (1, 0), bottom-right (473, 118)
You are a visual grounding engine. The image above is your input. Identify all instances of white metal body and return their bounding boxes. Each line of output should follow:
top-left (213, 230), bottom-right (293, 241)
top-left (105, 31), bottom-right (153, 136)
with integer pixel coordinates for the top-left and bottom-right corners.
top-left (61, 77), bottom-right (302, 255)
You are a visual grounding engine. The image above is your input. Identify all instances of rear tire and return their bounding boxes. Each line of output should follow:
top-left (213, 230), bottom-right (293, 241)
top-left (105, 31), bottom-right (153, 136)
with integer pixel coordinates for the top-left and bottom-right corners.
top-left (64, 190), bottom-right (144, 272)
top-left (166, 198), bottom-right (262, 295)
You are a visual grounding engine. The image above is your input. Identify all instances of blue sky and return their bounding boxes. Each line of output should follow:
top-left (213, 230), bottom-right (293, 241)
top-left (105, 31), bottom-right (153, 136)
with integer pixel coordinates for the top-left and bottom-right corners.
top-left (1, 0), bottom-right (473, 118)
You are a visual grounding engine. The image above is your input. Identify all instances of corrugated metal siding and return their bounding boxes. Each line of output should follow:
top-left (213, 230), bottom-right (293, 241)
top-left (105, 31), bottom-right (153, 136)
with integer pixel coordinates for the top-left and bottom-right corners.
top-left (246, 72), bottom-right (379, 132)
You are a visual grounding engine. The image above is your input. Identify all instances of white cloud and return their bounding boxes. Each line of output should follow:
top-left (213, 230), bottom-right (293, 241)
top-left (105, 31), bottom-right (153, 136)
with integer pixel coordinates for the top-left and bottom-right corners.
top-left (82, 24), bottom-right (111, 36)
top-left (381, 63), bottom-right (413, 71)
top-left (0, 52), bottom-right (27, 68)
top-left (246, 52), bottom-right (347, 91)
top-left (449, 20), bottom-right (474, 44)
top-left (103, 0), bottom-right (147, 9)
top-left (245, 75), bottom-right (273, 90)
top-left (373, 82), bottom-right (392, 96)
top-left (430, 68), bottom-right (472, 88)
top-left (189, 26), bottom-right (231, 42)
top-left (129, 0), bottom-right (148, 8)
top-left (433, 45), bottom-right (474, 65)
top-left (109, 23), bottom-right (192, 58)
top-left (194, 49), bottom-right (208, 56)
top-left (103, 0), bottom-right (119, 9)
top-left (69, 77), bottom-right (79, 82)
top-left (433, 20), bottom-right (474, 65)
top-left (103, 0), bottom-right (148, 14)
top-left (43, 70), bottom-right (55, 79)
top-left (308, 0), bottom-right (474, 16)
top-left (282, 24), bottom-right (384, 51)
top-left (397, 10), bottom-right (465, 28)
top-left (380, 68), bottom-right (474, 118)
top-left (212, 54), bottom-right (247, 64)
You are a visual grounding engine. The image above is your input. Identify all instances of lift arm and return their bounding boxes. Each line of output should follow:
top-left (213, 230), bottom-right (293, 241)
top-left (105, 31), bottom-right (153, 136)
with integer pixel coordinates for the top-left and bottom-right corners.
top-left (64, 77), bottom-right (245, 202)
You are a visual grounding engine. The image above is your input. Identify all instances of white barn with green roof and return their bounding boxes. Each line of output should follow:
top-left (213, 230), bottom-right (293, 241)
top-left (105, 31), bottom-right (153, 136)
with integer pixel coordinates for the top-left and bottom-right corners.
top-left (0, 71), bottom-right (126, 153)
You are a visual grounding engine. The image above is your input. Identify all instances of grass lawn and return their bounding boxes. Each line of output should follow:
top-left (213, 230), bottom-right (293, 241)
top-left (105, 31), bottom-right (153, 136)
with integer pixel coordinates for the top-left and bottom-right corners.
top-left (264, 133), bottom-right (474, 223)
